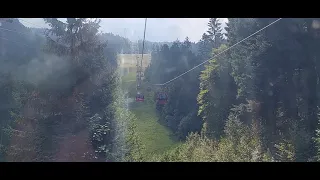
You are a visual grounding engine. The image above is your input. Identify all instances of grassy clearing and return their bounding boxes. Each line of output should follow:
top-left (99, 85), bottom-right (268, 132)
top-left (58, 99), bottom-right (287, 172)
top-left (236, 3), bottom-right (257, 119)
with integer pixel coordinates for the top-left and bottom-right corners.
top-left (130, 102), bottom-right (180, 157)
top-left (120, 71), bottom-right (180, 158)
top-left (120, 71), bottom-right (136, 92)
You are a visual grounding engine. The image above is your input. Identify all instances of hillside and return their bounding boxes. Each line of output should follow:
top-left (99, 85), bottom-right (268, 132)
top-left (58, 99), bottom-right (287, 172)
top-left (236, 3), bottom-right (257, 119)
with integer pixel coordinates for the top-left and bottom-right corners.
top-left (119, 69), bottom-right (179, 160)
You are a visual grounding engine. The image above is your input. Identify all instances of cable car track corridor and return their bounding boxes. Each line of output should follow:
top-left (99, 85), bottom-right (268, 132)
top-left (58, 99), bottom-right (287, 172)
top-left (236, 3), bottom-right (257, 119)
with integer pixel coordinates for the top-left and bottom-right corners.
top-left (120, 68), bottom-right (180, 158)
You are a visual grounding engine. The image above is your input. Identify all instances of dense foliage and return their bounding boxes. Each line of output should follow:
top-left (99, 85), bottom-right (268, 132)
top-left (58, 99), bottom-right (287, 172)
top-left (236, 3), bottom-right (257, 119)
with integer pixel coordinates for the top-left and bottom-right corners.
top-left (2, 18), bottom-right (320, 162)
top-left (146, 18), bottom-right (320, 162)
top-left (145, 37), bottom-right (203, 140)
top-left (0, 18), bottom-right (123, 161)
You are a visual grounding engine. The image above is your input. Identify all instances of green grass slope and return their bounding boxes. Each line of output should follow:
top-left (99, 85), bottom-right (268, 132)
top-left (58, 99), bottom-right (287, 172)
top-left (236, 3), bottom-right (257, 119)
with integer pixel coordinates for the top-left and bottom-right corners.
top-left (120, 71), bottom-right (180, 159)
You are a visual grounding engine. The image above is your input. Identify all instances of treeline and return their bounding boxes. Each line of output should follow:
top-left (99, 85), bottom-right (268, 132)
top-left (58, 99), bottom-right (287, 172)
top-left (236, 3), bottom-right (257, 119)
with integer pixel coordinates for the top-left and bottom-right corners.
top-left (100, 33), bottom-right (198, 55)
top-left (0, 18), bottom-right (140, 161)
top-left (146, 18), bottom-right (320, 162)
top-left (145, 37), bottom-right (203, 139)
top-left (28, 27), bottom-right (172, 55)
top-left (145, 19), bottom-right (225, 140)
top-left (100, 32), bottom-right (197, 55)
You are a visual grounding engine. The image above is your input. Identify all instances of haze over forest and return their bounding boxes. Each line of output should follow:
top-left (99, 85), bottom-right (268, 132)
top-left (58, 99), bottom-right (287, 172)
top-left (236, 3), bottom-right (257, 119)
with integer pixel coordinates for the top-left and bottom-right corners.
top-left (1, 18), bottom-right (320, 162)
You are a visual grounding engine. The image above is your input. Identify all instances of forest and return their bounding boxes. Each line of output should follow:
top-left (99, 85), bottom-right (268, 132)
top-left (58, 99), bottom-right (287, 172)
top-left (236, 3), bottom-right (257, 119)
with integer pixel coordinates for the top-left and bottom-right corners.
top-left (1, 18), bottom-right (320, 162)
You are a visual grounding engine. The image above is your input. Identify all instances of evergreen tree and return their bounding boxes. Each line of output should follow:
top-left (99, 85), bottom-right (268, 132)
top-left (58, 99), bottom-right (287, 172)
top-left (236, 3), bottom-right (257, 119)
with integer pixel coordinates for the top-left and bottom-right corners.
top-left (207, 18), bottom-right (224, 48)
top-left (41, 18), bottom-right (118, 161)
top-left (198, 44), bottom-right (237, 139)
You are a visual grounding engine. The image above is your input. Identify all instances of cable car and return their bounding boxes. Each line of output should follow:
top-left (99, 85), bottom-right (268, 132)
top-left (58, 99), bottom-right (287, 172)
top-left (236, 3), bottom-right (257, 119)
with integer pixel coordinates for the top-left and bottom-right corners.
top-left (156, 92), bottom-right (168, 105)
top-left (136, 93), bottom-right (144, 102)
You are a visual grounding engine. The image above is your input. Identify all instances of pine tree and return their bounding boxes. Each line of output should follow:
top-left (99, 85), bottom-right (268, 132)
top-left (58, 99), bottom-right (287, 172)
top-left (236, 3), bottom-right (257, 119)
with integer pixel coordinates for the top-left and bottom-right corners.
top-left (198, 33), bottom-right (212, 62)
top-left (198, 44), bottom-right (237, 139)
top-left (43, 18), bottom-right (118, 161)
top-left (207, 18), bottom-right (223, 48)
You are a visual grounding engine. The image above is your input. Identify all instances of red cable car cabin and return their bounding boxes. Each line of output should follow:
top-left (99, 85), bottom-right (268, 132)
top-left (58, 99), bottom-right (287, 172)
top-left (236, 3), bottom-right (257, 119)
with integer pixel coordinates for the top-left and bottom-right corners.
top-left (156, 92), bottom-right (168, 105)
top-left (136, 93), bottom-right (144, 102)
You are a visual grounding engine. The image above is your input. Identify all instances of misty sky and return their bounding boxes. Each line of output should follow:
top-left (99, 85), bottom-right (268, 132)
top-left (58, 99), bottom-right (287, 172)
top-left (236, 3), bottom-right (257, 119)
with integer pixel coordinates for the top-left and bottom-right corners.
top-left (20, 18), bottom-right (228, 43)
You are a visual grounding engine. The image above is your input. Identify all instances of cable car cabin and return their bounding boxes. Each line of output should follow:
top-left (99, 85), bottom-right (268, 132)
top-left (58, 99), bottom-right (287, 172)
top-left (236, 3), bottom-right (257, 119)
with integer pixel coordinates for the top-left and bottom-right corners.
top-left (156, 92), bottom-right (168, 105)
top-left (136, 93), bottom-right (144, 102)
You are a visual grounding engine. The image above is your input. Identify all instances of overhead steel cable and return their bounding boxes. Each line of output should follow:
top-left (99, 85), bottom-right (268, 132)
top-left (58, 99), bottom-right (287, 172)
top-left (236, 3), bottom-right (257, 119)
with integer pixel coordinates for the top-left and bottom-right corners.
top-left (153, 18), bottom-right (283, 86)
